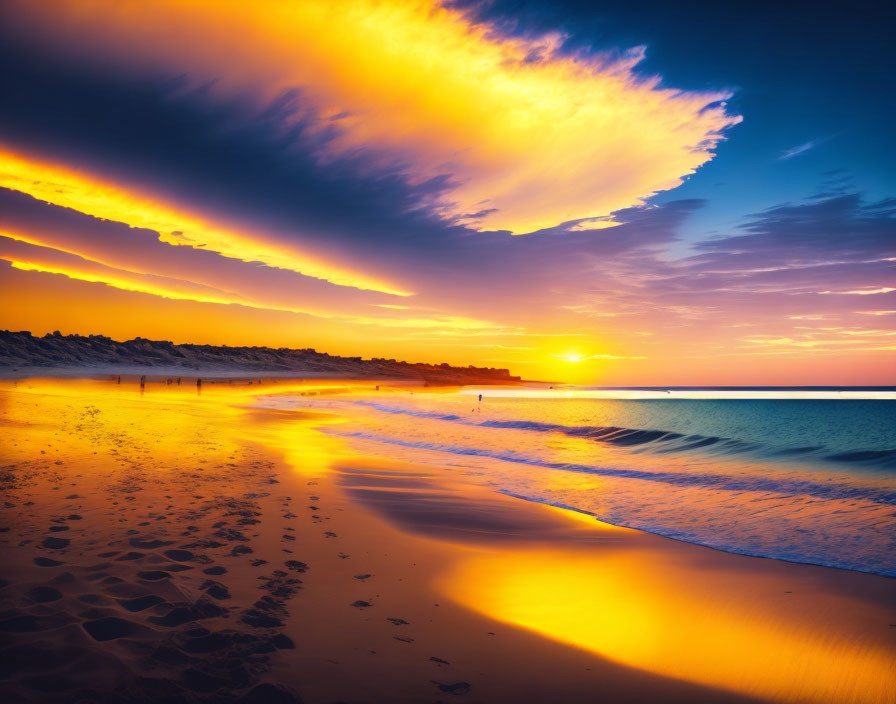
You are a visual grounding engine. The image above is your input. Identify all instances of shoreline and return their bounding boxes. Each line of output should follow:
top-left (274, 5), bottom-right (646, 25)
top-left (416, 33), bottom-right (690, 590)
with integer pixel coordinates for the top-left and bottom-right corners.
top-left (493, 490), bottom-right (896, 579)
top-left (0, 366), bottom-right (412, 382)
top-left (1, 377), bottom-right (893, 703)
top-left (0, 366), bottom-right (525, 388)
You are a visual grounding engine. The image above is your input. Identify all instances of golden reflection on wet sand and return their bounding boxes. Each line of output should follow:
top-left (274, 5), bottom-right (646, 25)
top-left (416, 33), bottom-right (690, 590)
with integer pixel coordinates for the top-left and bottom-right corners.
top-left (441, 521), bottom-right (895, 704)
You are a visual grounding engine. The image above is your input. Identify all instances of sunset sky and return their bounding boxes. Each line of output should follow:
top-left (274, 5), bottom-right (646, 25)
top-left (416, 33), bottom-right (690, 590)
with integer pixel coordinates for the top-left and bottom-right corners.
top-left (1, 0), bottom-right (893, 384)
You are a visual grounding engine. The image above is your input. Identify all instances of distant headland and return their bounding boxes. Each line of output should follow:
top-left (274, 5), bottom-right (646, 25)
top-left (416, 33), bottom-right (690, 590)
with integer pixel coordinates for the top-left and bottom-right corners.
top-left (0, 330), bottom-right (521, 385)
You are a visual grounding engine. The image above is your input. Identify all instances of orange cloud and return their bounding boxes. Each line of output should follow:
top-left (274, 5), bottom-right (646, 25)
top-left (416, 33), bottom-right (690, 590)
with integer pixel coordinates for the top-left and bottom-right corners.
top-left (0, 232), bottom-right (506, 336)
top-left (4, 0), bottom-right (740, 234)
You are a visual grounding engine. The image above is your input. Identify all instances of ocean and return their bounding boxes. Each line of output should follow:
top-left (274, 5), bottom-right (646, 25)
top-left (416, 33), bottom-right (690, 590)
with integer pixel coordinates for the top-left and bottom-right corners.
top-left (263, 387), bottom-right (896, 576)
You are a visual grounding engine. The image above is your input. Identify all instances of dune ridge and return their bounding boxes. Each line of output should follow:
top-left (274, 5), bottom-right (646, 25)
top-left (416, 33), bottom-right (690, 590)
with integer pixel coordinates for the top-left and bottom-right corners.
top-left (0, 330), bottom-right (520, 384)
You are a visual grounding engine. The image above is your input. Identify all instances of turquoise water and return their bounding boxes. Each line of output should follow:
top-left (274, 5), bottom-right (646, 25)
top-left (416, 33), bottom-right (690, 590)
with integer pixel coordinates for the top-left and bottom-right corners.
top-left (263, 389), bottom-right (896, 575)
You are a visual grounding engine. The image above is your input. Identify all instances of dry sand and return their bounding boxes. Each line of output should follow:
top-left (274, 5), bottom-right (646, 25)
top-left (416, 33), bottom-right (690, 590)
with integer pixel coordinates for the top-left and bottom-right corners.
top-left (0, 377), bottom-right (893, 703)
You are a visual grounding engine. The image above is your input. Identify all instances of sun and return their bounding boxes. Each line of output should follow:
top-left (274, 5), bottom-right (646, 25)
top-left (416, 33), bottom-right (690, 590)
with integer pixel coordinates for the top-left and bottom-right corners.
top-left (562, 353), bottom-right (584, 363)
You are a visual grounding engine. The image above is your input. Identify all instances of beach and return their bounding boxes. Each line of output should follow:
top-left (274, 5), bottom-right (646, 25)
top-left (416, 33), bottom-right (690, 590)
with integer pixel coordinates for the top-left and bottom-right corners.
top-left (1, 376), bottom-right (894, 704)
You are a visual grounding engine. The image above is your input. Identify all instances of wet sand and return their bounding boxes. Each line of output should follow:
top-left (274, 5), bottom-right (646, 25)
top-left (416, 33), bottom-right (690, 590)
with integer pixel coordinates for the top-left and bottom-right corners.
top-left (1, 378), bottom-right (893, 703)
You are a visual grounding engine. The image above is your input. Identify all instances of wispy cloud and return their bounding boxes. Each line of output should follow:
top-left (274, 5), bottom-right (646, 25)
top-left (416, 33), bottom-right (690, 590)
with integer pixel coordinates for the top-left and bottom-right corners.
top-left (820, 288), bottom-right (896, 295)
top-left (778, 133), bottom-right (838, 161)
top-left (778, 140), bottom-right (819, 160)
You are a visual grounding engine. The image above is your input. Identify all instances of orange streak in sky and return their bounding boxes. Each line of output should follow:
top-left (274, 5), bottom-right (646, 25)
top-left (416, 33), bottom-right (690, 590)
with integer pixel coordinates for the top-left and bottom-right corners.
top-left (0, 148), bottom-right (412, 296)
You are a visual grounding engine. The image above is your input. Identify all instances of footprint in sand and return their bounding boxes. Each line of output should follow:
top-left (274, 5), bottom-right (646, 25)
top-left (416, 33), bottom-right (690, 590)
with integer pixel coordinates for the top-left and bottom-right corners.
top-left (41, 536), bottom-right (70, 549)
top-left (165, 563), bottom-right (193, 573)
top-left (28, 586), bottom-right (63, 603)
top-left (129, 537), bottom-right (174, 549)
top-left (200, 580), bottom-right (231, 600)
top-left (433, 681), bottom-right (472, 695)
top-left (82, 616), bottom-right (150, 641)
top-left (149, 598), bottom-right (225, 627)
top-left (117, 594), bottom-right (165, 612)
top-left (137, 570), bottom-right (172, 581)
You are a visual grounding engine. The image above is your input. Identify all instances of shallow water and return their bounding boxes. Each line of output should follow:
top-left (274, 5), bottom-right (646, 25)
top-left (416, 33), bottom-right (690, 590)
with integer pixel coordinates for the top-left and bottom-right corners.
top-left (268, 389), bottom-right (896, 576)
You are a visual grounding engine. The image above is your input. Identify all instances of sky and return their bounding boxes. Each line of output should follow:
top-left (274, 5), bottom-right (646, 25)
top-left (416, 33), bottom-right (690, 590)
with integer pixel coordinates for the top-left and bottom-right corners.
top-left (0, 0), bottom-right (893, 385)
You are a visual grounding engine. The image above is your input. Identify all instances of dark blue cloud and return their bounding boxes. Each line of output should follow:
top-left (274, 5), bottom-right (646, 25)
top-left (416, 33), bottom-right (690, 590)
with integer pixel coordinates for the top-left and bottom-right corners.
top-left (0, 187), bottom-right (400, 309)
top-left (694, 193), bottom-right (896, 266)
top-left (0, 37), bottom-right (468, 278)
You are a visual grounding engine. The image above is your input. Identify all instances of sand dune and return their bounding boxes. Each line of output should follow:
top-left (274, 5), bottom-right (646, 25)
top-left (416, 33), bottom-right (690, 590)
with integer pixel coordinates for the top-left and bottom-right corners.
top-left (0, 330), bottom-right (520, 385)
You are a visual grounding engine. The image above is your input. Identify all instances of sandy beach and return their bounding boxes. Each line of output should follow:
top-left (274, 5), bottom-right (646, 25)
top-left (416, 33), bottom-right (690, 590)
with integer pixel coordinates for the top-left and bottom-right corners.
top-left (1, 376), bottom-right (894, 704)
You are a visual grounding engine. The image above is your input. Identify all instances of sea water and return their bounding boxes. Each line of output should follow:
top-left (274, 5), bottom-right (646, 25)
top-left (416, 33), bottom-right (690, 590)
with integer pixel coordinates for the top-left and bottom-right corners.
top-left (263, 387), bottom-right (896, 576)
